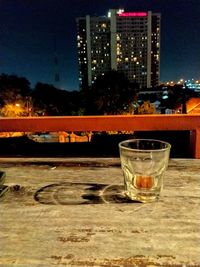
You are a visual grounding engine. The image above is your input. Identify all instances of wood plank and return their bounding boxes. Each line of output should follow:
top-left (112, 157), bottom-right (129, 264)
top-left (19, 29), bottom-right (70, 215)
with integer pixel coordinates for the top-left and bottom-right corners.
top-left (0, 158), bottom-right (200, 266)
top-left (1, 114), bottom-right (200, 132)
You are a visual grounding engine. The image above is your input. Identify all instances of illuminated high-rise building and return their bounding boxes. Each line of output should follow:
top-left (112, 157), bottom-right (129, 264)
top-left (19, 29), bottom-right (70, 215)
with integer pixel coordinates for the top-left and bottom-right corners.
top-left (76, 9), bottom-right (161, 89)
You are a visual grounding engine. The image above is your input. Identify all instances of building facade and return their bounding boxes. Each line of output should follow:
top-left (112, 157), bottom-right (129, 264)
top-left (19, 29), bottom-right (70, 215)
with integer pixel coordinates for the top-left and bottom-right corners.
top-left (76, 9), bottom-right (161, 89)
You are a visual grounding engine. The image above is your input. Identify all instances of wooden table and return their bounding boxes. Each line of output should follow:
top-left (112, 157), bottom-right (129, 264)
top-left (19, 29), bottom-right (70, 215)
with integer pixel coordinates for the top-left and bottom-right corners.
top-left (0, 158), bottom-right (200, 266)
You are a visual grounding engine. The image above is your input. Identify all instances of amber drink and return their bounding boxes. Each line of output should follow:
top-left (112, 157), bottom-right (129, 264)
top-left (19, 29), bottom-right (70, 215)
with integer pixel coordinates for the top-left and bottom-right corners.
top-left (119, 139), bottom-right (171, 203)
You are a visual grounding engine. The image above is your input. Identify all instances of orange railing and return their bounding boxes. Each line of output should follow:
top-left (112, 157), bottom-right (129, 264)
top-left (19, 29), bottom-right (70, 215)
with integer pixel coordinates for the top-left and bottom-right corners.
top-left (0, 114), bottom-right (200, 158)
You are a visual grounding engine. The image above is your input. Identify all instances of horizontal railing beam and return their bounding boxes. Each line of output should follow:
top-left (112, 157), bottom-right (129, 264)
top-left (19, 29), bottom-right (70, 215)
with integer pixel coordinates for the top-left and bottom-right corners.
top-left (1, 114), bottom-right (200, 132)
top-left (1, 114), bottom-right (200, 158)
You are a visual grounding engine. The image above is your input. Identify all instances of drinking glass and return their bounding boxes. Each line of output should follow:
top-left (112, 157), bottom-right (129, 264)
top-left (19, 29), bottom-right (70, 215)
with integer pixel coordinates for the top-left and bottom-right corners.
top-left (119, 139), bottom-right (171, 203)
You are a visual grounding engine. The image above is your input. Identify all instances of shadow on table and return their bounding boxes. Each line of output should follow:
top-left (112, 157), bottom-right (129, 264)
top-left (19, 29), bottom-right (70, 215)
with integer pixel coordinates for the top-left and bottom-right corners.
top-left (34, 182), bottom-right (137, 205)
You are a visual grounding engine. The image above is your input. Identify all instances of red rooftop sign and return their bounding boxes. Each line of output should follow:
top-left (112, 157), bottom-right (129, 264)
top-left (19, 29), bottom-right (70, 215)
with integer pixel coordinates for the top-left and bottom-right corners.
top-left (118, 12), bottom-right (147, 17)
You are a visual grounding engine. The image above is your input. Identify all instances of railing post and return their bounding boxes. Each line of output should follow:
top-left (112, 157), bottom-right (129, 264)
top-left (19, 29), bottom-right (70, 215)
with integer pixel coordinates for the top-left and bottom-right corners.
top-left (190, 128), bottom-right (200, 159)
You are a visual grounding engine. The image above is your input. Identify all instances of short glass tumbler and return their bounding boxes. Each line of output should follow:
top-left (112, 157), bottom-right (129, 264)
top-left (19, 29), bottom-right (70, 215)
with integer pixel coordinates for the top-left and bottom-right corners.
top-left (119, 139), bottom-right (171, 203)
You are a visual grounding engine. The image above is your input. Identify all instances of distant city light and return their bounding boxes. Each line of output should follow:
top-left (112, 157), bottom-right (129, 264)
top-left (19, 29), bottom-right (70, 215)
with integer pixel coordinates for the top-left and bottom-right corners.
top-left (185, 79), bottom-right (200, 91)
top-left (163, 78), bottom-right (200, 90)
top-left (118, 12), bottom-right (147, 17)
top-left (117, 9), bottom-right (124, 15)
top-left (162, 95), bottom-right (168, 99)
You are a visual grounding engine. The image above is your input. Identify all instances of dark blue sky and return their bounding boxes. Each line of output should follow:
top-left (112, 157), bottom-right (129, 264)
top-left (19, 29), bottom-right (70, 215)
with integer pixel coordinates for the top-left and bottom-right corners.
top-left (0, 0), bottom-right (199, 90)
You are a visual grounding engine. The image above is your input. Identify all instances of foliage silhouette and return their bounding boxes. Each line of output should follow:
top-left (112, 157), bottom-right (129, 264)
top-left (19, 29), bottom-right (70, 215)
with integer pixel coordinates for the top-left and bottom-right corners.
top-left (84, 70), bottom-right (138, 115)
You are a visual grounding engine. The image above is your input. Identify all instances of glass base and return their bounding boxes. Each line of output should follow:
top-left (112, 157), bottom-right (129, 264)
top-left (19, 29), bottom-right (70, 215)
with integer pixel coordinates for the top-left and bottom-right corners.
top-left (125, 191), bottom-right (160, 203)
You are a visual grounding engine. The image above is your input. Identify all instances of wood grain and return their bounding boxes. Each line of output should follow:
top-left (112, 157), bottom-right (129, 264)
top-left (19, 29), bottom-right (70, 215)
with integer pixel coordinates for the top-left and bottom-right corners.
top-left (0, 158), bottom-right (200, 266)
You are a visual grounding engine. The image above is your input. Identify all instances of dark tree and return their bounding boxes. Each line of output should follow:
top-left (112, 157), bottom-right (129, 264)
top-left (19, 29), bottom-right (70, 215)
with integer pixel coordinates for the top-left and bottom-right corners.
top-left (0, 74), bottom-right (31, 105)
top-left (85, 70), bottom-right (138, 115)
top-left (32, 82), bottom-right (83, 116)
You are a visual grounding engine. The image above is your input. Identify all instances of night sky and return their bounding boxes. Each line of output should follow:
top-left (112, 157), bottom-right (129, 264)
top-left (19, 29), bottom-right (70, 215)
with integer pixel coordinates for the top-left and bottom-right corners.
top-left (0, 0), bottom-right (199, 91)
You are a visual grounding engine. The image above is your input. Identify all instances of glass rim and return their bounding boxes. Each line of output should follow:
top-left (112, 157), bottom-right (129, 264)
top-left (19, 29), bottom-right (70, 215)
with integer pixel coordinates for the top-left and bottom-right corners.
top-left (118, 138), bottom-right (171, 152)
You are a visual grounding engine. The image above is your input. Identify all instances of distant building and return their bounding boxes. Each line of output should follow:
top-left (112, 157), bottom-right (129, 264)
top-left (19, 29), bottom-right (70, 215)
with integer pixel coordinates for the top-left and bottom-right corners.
top-left (76, 9), bottom-right (161, 89)
top-left (185, 80), bottom-right (200, 92)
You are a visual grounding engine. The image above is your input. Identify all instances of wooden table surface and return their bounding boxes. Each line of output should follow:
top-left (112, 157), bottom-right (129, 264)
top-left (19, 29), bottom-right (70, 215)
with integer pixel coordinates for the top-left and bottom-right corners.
top-left (0, 157), bottom-right (200, 267)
